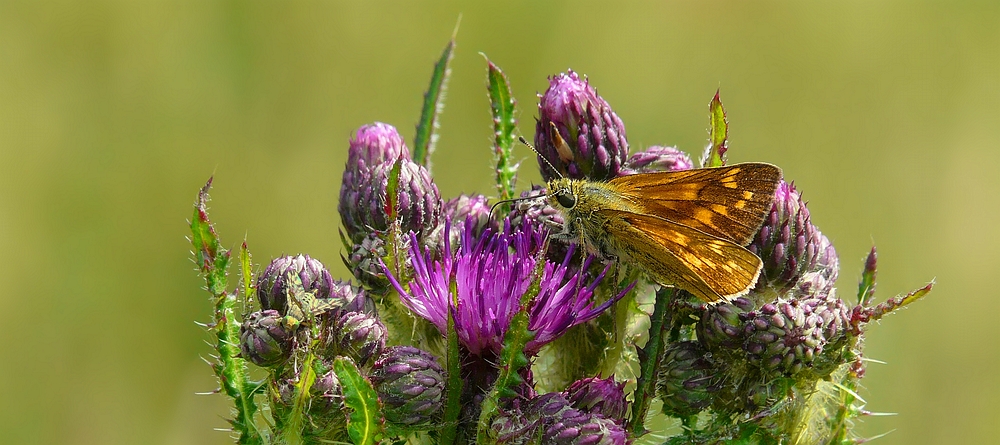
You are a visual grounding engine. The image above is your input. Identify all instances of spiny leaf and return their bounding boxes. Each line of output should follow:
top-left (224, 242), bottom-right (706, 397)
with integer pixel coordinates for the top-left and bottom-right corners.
top-left (335, 356), bottom-right (383, 445)
top-left (413, 19), bottom-right (460, 168)
top-left (702, 90), bottom-right (728, 168)
top-left (484, 56), bottom-right (519, 213)
top-left (190, 177), bottom-right (230, 297)
top-left (857, 246), bottom-right (878, 306)
top-left (239, 241), bottom-right (255, 312)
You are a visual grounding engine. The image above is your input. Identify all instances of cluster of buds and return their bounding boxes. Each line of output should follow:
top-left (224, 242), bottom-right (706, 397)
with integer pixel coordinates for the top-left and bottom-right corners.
top-left (238, 254), bottom-right (446, 436)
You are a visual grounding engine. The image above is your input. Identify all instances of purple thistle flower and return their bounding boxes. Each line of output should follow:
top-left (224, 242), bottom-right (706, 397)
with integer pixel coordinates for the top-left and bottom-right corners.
top-left (385, 219), bottom-right (628, 357)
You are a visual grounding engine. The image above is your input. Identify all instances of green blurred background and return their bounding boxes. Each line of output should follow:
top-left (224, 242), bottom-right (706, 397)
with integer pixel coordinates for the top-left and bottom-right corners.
top-left (1, 1), bottom-right (996, 444)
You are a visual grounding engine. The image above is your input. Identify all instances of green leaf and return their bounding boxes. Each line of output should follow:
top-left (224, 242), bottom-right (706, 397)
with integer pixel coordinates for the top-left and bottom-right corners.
top-left (484, 56), bottom-right (519, 213)
top-left (702, 90), bottom-right (728, 168)
top-left (240, 240), bottom-right (255, 310)
top-left (190, 177), bottom-right (230, 297)
top-left (385, 156), bottom-right (403, 221)
top-left (413, 19), bottom-right (460, 168)
top-left (279, 355), bottom-right (317, 445)
top-left (864, 281), bottom-right (934, 324)
top-left (335, 356), bottom-right (383, 445)
top-left (857, 246), bottom-right (878, 306)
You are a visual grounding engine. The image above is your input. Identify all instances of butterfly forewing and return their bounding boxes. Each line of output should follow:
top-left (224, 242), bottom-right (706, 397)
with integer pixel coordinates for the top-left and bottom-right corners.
top-left (610, 163), bottom-right (781, 245)
top-left (604, 210), bottom-right (764, 302)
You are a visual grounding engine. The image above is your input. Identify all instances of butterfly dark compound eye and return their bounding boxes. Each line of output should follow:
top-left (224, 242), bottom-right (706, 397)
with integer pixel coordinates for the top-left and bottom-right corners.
top-left (556, 191), bottom-right (577, 209)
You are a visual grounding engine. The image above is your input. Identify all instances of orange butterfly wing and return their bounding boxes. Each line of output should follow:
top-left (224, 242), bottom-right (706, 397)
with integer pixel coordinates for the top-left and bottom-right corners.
top-left (609, 163), bottom-right (781, 245)
top-left (600, 209), bottom-right (764, 302)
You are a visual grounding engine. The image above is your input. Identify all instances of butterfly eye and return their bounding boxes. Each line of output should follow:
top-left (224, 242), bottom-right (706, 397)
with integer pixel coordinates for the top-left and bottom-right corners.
top-left (555, 191), bottom-right (577, 209)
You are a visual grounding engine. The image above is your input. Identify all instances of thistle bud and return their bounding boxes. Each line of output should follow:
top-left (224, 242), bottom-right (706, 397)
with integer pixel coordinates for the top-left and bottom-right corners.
top-left (344, 122), bottom-right (410, 171)
top-left (564, 376), bottom-right (628, 422)
top-left (749, 181), bottom-right (839, 294)
top-left (529, 393), bottom-right (627, 445)
top-left (535, 70), bottom-right (628, 181)
top-left (697, 297), bottom-right (754, 353)
top-left (743, 296), bottom-right (849, 377)
top-left (369, 346), bottom-right (446, 426)
top-left (239, 310), bottom-right (296, 367)
top-left (257, 254), bottom-right (335, 315)
top-left (339, 126), bottom-right (442, 243)
top-left (620, 145), bottom-right (694, 175)
top-left (656, 341), bottom-right (719, 417)
top-left (490, 407), bottom-right (540, 445)
top-left (320, 311), bottom-right (386, 368)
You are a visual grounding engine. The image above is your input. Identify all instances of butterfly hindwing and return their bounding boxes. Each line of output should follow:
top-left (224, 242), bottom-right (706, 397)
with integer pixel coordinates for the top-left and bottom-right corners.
top-left (600, 209), bottom-right (764, 302)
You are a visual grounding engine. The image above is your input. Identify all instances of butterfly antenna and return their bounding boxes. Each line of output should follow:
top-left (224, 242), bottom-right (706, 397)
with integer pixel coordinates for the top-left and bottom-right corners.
top-left (519, 136), bottom-right (564, 180)
top-left (488, 194), bottom-right (545, 223)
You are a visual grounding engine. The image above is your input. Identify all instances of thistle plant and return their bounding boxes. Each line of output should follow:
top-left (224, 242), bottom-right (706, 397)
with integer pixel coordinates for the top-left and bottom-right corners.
top-left (189, 34), bottom-right (932, 445)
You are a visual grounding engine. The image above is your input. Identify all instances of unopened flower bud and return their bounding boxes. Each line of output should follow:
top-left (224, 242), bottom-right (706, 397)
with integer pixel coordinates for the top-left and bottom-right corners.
top-left (443, 194), bottom-right (496, 248)
top-left (535, 70), bottom-right (628, 181)
top-left (369, 346), bottom-right (445, 426)
top-left (239, 310), bottom-right (296, 367)
top-left (743, 296), bottom-right (849, 377)
top-left (345, 231), bottom-right (391, 293)
top-left (339, 156), bottom-right (443, 244)
top-left (320, 311), bottom-right (386, 368)
top-left (275, 367), bottom-right (347, 438)
top-left (697, 297), bottom-right (755, 353)
top-left (528, 393), bottom-right (626, 445)
top-left (749, 181), bottom-right (839, 294)
top-left (257, 254), bottom-right (334, 315)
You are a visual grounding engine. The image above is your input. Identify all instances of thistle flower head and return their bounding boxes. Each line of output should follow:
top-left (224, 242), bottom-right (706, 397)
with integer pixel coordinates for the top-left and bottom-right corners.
top-left (339, 156), bottom-right (443, 244)
top-left (697, 296), bottom-right (755, 353)
top-left (749, 181), bottom-right (838, 295)
top-left (274, 367), bottom-right (346, 437)
top-left (743, 295), bottom-right (850, 377)
top-left (319, 310), bottom-right (386, 368)
top-left (257, 254), bottom-right (335, 315)
top-left (338, 122), bottom-right (442, 244)
top-left (620, 145), bottom-right (694, 175)
top-left (529, 393), bottom-right (627, 445)
top-left (369, 345), bottom-right (446, 426)
top-left (508, 185), bottom-right (566, 234)
top-left (239, 309), bottom-right (297, 367)
top-left (535, 70), bottom-right (629, 181)
top-left (385, 219), bottom-right (626, 357)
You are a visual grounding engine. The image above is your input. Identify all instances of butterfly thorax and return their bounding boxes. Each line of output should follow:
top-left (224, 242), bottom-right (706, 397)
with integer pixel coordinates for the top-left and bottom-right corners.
top-left (546, 178), bottom-right (642, 259)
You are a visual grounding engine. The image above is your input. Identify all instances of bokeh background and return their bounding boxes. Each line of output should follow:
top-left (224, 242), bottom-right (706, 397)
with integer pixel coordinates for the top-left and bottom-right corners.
top-left (1, 1), bottom-right (997, 444)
